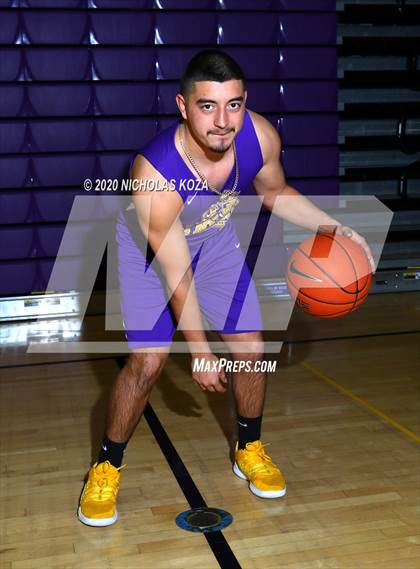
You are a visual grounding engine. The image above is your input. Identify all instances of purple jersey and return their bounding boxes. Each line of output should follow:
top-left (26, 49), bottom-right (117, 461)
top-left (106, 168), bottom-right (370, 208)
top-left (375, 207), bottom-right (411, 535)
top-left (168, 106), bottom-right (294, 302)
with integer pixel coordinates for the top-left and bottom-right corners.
top-left (117, 110), bottom-right (264, 348)
top-left (124, 109), bottom-right (263, 237)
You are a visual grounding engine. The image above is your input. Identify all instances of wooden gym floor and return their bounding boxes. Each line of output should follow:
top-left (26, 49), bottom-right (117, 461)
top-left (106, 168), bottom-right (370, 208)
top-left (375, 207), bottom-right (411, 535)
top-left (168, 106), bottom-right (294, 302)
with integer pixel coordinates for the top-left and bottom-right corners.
top-left (0, 291), bottom-right (419, 569)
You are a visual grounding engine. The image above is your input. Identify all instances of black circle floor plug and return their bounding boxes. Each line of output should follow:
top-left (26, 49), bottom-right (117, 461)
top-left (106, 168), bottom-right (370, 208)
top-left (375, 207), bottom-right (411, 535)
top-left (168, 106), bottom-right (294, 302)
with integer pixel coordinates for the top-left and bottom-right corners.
top-left (175, 507), bottom-right (233, 533)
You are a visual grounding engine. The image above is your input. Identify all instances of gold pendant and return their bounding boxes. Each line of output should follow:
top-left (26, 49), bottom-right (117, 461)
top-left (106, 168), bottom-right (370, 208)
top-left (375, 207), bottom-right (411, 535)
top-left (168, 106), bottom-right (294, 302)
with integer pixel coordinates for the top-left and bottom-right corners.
top-left (221, 188), bottom-right (237, 199)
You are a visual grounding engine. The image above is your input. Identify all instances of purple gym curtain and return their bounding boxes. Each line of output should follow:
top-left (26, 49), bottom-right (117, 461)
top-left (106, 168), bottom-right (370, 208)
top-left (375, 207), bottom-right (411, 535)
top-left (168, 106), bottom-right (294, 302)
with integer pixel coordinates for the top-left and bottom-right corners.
top-left (0, 0), bottom-right (338, 296)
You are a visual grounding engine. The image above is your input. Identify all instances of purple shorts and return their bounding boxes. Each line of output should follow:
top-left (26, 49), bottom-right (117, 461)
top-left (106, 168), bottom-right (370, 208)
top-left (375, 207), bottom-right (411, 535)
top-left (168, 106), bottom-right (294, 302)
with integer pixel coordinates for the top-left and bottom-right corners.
top-left (116, 211), bottom-right (262, 349)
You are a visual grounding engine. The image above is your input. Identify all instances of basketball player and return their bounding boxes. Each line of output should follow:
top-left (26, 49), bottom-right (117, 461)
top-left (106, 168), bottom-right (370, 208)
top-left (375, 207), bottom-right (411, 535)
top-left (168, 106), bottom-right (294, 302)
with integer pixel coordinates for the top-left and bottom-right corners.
top-left (78, 50), bottom-right (375, 526)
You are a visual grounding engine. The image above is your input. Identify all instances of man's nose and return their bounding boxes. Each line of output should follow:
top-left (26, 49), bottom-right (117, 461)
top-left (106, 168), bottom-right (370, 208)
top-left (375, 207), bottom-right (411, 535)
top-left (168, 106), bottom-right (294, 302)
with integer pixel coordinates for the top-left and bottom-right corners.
top-left (214, 109), bottom-right (228, 129)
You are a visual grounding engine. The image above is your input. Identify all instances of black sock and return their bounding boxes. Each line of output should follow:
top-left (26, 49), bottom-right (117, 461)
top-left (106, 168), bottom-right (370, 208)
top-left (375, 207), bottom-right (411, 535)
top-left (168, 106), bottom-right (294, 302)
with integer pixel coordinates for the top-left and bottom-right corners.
top-left (237, 415), bottom-right (262, 449)
top-left (98, 434), bottom-right (127, 468)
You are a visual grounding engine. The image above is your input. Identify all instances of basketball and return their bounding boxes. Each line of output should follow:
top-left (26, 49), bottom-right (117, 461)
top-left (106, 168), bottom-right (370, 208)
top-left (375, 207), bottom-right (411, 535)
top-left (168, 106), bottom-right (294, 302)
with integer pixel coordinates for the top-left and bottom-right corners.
top-left (286, 232), bottom-right (373, 318)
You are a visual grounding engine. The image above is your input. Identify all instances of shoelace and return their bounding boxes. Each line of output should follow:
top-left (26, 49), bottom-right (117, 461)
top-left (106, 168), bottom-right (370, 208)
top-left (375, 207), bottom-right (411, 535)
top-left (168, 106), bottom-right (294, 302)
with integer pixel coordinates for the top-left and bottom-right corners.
top-left (85, 461), bottom-right (126, 501)
top-left (242, 443), bottom-right (278, 476)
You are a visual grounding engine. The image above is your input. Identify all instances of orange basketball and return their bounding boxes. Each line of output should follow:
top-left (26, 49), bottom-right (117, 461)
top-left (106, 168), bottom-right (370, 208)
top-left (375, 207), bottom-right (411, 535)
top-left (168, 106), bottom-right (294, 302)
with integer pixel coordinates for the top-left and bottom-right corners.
top-left (286, 232), bottom-right (372, 318)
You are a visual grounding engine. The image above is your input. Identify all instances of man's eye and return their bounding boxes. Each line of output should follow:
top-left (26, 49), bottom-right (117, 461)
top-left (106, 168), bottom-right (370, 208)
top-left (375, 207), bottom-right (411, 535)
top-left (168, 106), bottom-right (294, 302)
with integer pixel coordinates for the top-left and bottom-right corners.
top-left (229, 102), bottom-right (241, 109)
top-left (202, 104), bottom-right (213, 111)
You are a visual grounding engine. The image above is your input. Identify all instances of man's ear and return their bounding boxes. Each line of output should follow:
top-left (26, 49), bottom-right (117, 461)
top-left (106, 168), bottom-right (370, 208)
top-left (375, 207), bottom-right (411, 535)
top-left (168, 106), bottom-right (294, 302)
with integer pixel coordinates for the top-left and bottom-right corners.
top-left (176, 93), bottom-right (187, 120)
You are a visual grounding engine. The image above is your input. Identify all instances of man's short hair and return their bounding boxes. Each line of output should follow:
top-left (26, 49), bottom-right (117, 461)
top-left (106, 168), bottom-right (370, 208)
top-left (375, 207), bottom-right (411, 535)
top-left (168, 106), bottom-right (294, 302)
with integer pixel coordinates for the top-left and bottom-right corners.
top-left (180, 49), bottom-right (246, 96)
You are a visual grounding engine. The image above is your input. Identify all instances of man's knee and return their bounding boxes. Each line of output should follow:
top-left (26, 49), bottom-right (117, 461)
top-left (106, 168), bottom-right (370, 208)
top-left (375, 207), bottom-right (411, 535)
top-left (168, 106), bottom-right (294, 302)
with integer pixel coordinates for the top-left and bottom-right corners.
top-left (231, 339), bottom-right (265, 363)
top-left (247, 344), bottom-right (265, 363)
top-left (223, 332), bottom-right (265, 361)
top-left (125, 350), bottom-right (169, 385)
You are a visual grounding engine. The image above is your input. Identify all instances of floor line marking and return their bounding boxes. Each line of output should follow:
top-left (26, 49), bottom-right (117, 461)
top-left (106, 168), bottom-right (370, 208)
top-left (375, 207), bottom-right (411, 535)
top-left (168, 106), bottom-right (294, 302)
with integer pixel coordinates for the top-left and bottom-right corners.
top-left (115, 357), bottom-right (242, 569)
top-left (301, 361), bottom-right (420, 445)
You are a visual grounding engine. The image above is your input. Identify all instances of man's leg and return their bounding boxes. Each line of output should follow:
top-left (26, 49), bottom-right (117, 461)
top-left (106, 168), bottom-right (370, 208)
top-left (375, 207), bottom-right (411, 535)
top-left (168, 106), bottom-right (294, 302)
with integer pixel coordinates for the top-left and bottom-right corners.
top-left (78, 348), bottom-right (169, 527)
top-left (219, 331), bottom-right (286, 499)
top-left (219, 331), bottom-right (266, 432)
top-left (219, 332), bottom-right (266, 450)
top-left (101, 348), bottom-right (169, 460)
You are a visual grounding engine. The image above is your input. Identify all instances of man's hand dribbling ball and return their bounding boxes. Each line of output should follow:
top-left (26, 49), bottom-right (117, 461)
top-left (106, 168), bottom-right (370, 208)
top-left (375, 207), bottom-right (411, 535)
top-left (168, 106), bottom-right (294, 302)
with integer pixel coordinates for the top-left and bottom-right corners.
top-left (335, 225), bottom-right (376, 274)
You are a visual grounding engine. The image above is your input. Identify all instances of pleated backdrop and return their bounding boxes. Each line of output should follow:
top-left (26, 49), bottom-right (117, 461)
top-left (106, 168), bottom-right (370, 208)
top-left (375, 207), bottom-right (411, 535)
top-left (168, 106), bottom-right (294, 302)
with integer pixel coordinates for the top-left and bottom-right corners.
top-left (0, 0), bottom-right (338, 296)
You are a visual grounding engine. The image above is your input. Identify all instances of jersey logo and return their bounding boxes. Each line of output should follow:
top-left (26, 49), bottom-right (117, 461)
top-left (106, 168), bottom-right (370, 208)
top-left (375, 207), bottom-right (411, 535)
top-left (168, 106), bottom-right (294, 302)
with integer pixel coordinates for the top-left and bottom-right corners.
top-left (184, 189), bottom-right (240, 236)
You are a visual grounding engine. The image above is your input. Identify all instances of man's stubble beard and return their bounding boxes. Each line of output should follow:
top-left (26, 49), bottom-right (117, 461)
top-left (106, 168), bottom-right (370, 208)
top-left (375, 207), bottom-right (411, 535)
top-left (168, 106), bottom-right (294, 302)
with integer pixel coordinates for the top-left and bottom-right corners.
top-left (209, 145), bottom-right (229, 153)
top-left (207, 140), bottom-right (233, 153)
top-left (206, 127), bottom-right (236, 154)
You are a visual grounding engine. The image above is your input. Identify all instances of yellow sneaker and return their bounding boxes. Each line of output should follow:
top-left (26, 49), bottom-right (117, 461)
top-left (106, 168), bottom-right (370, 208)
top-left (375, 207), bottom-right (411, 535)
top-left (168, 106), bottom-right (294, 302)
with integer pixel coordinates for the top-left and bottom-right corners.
top-left (78, 461), bottom-right (124, 527)
top-left (233, 440), bottom-right (286, 499)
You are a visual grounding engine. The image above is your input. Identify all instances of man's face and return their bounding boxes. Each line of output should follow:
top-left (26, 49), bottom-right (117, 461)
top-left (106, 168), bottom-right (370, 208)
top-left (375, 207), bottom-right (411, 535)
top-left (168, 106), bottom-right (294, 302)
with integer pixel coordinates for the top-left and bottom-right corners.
top-left (177, 80), bottom-right (247, 153)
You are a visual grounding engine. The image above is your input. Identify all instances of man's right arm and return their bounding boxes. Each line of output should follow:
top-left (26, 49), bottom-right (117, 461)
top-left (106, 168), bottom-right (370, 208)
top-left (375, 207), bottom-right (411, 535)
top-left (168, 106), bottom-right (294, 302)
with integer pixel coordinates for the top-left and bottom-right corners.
top-left (130, 154), bottom-right (208, 351)
top-left (130, 155), bottom-right (227, 392)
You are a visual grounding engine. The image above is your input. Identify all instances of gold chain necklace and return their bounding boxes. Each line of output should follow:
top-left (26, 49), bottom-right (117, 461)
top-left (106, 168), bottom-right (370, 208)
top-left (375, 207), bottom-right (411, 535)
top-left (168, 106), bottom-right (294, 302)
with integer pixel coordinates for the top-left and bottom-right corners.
top-left (179, 123), bottom-right (239, 196)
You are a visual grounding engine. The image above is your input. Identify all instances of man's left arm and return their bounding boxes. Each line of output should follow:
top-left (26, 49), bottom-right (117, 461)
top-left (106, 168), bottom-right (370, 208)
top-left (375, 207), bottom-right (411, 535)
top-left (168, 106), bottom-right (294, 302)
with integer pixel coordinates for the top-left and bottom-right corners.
top-left (251, 115), bottom-right (376, 273)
